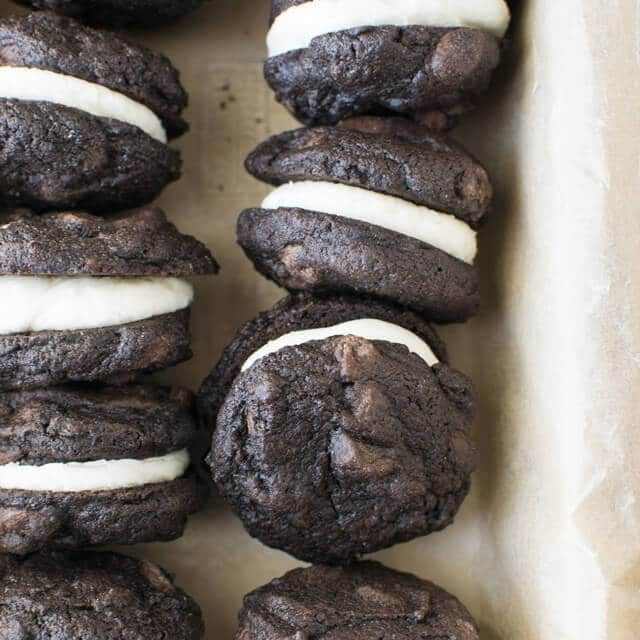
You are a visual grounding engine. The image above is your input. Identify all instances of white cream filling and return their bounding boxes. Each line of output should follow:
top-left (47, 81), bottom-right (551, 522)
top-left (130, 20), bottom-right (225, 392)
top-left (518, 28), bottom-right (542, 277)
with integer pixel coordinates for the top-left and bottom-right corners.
top-left (242, 318), bottom-right (438, 371)
top-left (262, 181), bottom-right (477, 264)
top-left (0, 276), bottom-right (193, 334)
top-left (267, 0), bottom-right (511, 56)
top-left (0, 66), bottom-right (167, 143)
top-left (0, 449), bottom-right (189, 492)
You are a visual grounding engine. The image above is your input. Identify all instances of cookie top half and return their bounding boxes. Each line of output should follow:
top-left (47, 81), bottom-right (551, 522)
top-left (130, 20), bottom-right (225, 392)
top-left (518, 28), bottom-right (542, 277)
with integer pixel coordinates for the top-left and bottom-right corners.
top-left (0, 384), bottom-right (198, 466)
top-left (0, 12), bottom-right (187, 137)
top-left (246, 117), bottom-right (491, 228)
top-left (0, 207), bottom-right (218, 277)
top-left (13, 0), bottom-right (204, 29)
top-left (0, 551), bottom-right (204, 639)
top-left (237, 561), bottom-right (478, 640)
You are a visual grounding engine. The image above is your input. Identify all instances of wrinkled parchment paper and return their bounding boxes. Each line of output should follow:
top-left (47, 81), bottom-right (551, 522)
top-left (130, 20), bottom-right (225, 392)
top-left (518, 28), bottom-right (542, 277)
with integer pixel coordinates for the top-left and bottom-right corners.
top-left (2, 0), bottom-right (638, 637)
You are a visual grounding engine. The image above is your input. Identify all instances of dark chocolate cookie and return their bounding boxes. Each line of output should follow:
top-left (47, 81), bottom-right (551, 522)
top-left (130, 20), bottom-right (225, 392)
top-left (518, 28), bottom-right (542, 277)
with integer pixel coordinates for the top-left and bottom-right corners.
top-left (265, 25), bottom-right (501, 125)
top-left (0, 13), bottom-right (188, 212)
top-left (13, 0), bottom-right (204, 29)
top-left (245, 118), bottom-right (492, 228)
top-left (0, 310), bottom-right (192, 391)
top-left (237, 207), bottom-right (479, 323)
top-left (197, 293), bottom-right (447, 433)
top-left (0, 551), bottom-right (204, 638)
top-left (0, 12), bottom-right (187, 135)
top-left (0, 99), bottom-right (180, 214)
top-left (0, 384), bottom-right (197, 465)
top-left (237, 561), bottom-right (479, 640)
top-left (0, 208), bottom-right (218, 276)
top-left (208, 298), bottom-right (476, 564)
top-left (0, 384), bottom-right (207, 554)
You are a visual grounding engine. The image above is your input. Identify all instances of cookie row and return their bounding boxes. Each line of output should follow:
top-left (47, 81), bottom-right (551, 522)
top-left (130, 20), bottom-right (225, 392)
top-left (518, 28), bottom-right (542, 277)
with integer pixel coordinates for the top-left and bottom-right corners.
top-left (1, 553), bottom-right (479, 640)
top-left (196, 2), bottom-right (513, 637)
top-left (0, 13), bottom-right (217, 555)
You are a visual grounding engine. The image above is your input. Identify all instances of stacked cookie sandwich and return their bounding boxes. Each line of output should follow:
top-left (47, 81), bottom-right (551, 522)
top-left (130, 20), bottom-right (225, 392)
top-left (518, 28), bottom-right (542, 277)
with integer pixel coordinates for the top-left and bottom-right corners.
top-left (0, 13), bottom-right (217, 560)
top-left (201, 3), bottom-right (512, 637)
top-left (0, 208), bottom-right (216, 552)
top-left (0, 12), bottom-right (186, 212)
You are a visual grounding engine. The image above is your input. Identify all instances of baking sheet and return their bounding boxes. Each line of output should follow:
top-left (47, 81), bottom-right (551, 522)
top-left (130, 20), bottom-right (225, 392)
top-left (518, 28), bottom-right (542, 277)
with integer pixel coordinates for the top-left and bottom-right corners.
top-left (1, 0), bottom-right (638, 638)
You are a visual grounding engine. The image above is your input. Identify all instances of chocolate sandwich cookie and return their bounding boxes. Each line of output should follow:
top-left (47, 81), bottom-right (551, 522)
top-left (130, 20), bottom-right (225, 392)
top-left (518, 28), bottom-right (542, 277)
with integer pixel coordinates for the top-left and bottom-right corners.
top-left (265, 0), bottom-right (510, 125)
top-left (240, 117), bottom-right (491, 322)
top-left (0, 12), bottom-right (187, 212)
top-left (204, 294), bottom-right (476, 564)
top-left (0, 384), bottom-right (207, 555)
top-left (13, 0), bottom-right (204, 28)
top-left (237, 561), bottom-right (479, 640)
top-left (0, 207), bottom-right (217, 390)
top-left (0, 551), bottom-right (204, 638)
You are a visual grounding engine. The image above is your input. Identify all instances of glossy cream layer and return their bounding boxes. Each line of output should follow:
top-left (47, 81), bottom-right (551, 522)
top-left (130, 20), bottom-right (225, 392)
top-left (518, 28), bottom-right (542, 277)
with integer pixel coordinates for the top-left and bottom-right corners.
top-left (0, 66), bottom-right (167, 142)
top-left (242, 318), bottom-right (438, 371)
top-left (0, 449), bottom-right (190, 492)
top-left (267, 0), bottom-right (511, 56)
top-left (262, 181), bottom-right (477, 264)
top-left (0, 276), bottom-right (193, 334)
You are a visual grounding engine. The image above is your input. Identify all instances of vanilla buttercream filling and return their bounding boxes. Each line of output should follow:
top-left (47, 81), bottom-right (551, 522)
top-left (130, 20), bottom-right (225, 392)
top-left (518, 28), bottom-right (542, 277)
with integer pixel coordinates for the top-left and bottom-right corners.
top-left (242, 318), bottom-right (438, 371)
top-left (267, 0), bottom-right (511, 57)
top-left (0, 449), bottom-right (190, 492)
top-left (0, 276), bottom-right (193, 334)
top-left (262, 181), bottom-right (477, 264)
top-left (0, 66), bottom-right (167, 143)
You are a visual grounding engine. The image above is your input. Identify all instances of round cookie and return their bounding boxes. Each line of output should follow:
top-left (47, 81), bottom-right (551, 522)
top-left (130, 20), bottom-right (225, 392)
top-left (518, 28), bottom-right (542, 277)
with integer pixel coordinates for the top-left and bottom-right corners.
top-left (0, 207), bottom-right (217, 390)
top-left (0, 12), bottom-right (188, 212)
top-left (0, 551), bottom-right (204, 639)
top-left (205, 294), bottom-right (476, 564)
top-left (13, 0), bottom-right (204, 29)
top-left (265, 0), bottom-right (509, 125)
top-left (236, 561), bottom-right (479, 640)
top-left (0, 384), bottom-right (207, 555)
top-left (241, 117), bottom-right (490, 322)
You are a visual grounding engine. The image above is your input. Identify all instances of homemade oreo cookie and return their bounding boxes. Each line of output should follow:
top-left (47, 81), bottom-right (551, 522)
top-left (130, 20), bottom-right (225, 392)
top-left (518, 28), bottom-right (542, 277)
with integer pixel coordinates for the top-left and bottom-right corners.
top-left (0, 12), bottom-right (187, 212)
top-left (13, 0), bottom-right (204, 28)
top-left (236, 561), bottom-right (479, 640)
top-left (0, 551), bottom-right (204, 638)
top-left (0, 207), bottom-right (217, 390)
top-left (0, 384), bottom-right (207, 555)
top-left (240, 117), bottom-right (491, 322)
top-left (265, 0), bottom-right (510, 125)
top-left (203, 294), bottom-right (476, 564)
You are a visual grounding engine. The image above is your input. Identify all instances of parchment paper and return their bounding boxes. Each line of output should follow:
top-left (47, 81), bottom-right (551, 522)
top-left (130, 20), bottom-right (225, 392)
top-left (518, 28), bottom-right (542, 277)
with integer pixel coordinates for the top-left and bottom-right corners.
top-left (1, 1), bottom-right (638, 638)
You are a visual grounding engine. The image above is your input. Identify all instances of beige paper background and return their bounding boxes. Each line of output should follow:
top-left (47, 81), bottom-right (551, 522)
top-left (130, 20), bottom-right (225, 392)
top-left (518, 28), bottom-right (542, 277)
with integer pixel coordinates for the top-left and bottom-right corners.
top-left (1, 0), bottom-right (638, 638)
